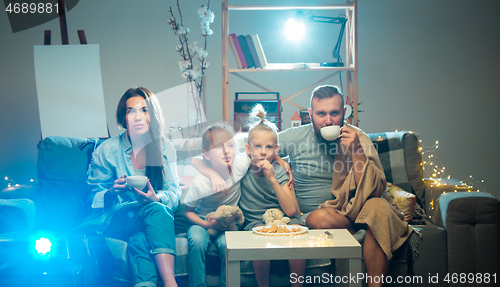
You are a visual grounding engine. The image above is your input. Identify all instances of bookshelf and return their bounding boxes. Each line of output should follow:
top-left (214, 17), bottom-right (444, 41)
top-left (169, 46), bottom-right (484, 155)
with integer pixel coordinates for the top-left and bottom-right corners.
top-left (221, 0), bottom-right (359, 126)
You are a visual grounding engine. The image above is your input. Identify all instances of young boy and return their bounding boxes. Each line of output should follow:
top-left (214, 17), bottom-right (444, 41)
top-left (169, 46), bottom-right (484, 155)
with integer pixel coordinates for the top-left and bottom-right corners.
top-left (183, 123), bottom-right (250, 287)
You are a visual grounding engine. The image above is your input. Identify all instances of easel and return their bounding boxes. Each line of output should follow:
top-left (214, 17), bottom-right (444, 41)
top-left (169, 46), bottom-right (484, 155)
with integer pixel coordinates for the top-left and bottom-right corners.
top-left (43, 0), bottom-right (87, 45)
top-left (39, 0), bottom-right (110, 139)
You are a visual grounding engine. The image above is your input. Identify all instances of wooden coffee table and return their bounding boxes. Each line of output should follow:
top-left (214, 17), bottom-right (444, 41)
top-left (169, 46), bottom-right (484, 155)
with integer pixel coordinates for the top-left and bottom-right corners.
top-left (225, 229), bottom-right (362, 287)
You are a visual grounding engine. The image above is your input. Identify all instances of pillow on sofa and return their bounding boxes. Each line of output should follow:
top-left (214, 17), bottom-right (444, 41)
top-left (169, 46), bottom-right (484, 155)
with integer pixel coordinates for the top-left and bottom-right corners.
top-left (383, 183), bottom-right (417, 221)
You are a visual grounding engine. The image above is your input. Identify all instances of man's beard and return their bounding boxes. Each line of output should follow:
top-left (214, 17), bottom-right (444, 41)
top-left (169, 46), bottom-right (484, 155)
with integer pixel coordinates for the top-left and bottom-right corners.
top-left (312, 120), bottom-right (322, 137)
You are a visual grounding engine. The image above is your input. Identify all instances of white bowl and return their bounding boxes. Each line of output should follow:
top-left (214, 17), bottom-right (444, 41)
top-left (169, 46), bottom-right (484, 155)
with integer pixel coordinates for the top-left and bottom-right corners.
top-left (320, 125), bottom-right (342, 141)
top-left (126, 176), bottom-right (148, 190)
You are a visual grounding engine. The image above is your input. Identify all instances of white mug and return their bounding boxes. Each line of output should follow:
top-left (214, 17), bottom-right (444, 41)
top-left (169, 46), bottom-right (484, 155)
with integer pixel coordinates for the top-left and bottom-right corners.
top-left (126, 175), bottom-right (148, 190)
top-left (320, 125), bottom-right (342, 141)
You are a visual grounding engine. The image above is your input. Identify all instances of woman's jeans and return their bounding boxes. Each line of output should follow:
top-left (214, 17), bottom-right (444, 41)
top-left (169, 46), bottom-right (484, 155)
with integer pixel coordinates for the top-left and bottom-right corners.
top-left (187, 224), bottom-right (227, 287)
top-left (106, 201), bottom-right (176, 287)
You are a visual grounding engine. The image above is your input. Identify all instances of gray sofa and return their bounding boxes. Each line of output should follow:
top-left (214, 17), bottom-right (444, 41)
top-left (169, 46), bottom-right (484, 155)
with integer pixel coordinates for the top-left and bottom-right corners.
top-left (23, 130), bottom-right (500, 286)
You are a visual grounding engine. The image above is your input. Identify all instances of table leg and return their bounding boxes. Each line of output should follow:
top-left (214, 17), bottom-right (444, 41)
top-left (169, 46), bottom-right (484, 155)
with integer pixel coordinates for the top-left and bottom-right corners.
top-left (226, 259), bottom-right (240, 287)
top-left (337, 258), bottom-right (362, 287)
top-left (349, 258), bottom-right (362, 287)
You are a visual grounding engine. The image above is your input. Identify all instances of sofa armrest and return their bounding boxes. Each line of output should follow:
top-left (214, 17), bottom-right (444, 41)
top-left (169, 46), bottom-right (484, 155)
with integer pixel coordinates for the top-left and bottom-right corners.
top-left (423, 178), bottom-right (479, 227)
top-left (0, 198), bottom-right (36, 232)
top-left (438, 191), bottom-right (500, 276)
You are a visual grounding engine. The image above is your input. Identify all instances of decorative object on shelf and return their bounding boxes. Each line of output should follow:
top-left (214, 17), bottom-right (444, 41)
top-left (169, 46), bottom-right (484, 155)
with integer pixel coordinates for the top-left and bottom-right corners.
top-left (228, 34), bottom-right (268, 69)
top-left (168, 0), bottom-right (213, 137)
top-left (344, 93), bottom-right (362, 124)
top-left (299, 109), bottom-right (310, 125)
top-left (237, 34), bottom-right (255, 68)
top-left (344, 105), bottom-right (352, 119)
top-left (244, 35), bottom-right (260, 68)
top-left (251, 34), bottom-right (267, 68)
top-left (291, 111), bottom-right (301, 127)
top-left (229, 33), bottom-right (246, 69)
top-left (233, 92), bottom-right (281, 131)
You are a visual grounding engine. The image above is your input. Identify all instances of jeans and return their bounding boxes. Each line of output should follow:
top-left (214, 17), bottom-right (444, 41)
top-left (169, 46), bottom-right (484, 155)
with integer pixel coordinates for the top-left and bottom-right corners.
top-left (106, 201), bottom-right (176, 287)
top-left (187, 224), bottom-right (227, 287)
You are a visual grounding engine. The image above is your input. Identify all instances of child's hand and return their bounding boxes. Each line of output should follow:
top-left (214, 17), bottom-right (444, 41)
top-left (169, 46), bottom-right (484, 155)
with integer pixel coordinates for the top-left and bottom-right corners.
top-left (277, 162), bottom-right (294, 184)
top-left (256, 159), bottom-right (276, 182)
top-left (205, 216), bottom-right (227, 230)
top-left (208, 173), bottom-right (229, 194)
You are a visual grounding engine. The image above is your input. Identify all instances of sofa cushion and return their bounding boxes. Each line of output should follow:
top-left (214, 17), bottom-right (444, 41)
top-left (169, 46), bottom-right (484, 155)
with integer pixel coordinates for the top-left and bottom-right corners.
top-left (369, 131), bottom-right (425, 208)
top-left (37, 136), bottom-right (103, 231)
top-left (383, 183), bottom-right (417, 221)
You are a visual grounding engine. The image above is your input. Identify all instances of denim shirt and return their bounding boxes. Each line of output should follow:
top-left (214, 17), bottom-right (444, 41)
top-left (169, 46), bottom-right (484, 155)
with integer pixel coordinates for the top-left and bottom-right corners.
top-left (88, 132), bottom-right (181, 212)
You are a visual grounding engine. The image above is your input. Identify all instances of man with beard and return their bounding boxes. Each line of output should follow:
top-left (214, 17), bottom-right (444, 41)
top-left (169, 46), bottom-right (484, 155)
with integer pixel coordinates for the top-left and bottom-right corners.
top-left (278, 85), bottom-right (413, 287)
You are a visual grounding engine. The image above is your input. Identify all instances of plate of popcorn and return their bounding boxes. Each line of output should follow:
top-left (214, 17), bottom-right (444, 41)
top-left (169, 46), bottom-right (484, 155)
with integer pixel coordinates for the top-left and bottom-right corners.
top-left (252, 224), bottom-right (309, 236)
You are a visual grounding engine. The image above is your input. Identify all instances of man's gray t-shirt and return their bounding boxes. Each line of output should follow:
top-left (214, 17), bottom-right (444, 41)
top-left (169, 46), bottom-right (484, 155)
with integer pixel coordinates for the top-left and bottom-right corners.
top-left (278, 124), bottom-right (338, 213)
top-left (239, 163), bottom-right (291, 230)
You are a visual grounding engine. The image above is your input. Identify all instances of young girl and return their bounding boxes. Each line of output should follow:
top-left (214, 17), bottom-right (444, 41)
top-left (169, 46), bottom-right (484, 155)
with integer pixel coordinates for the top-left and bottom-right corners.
top-left (239, 104), bottom-right (306, 287)
top-left (183, 123), bottom-right (251, 287)
top-left (86, 87), bottom-right (181, 287)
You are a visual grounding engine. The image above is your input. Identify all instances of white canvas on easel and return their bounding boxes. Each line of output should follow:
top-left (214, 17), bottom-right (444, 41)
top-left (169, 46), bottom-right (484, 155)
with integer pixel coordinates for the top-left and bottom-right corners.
top-left (34, 44), bottom-right (108, 138)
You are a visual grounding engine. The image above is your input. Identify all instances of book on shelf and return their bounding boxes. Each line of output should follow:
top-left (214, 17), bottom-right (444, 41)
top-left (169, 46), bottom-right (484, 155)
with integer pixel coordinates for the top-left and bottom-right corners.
top-left (251, 34), bottom-right (268, 69)
top-left (229, 33), bottom-right (247, 68)
top-left (244, 35), bottom-right (261, 68)
top-left (228, 34), bottom-right (242, 69)
top-left (237, 34), bottom-right (255, 68)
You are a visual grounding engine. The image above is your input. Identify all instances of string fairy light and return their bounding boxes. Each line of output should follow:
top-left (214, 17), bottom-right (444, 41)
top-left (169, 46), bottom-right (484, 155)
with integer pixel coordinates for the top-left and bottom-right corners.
top-left (420, 140), bottom-right (449, 181)
top-left (413, 137), bottom-right (492, 214)
top-left (418, 139), bottom-right (486, 193)
top-left (2, 176), bottom-right (37, 190)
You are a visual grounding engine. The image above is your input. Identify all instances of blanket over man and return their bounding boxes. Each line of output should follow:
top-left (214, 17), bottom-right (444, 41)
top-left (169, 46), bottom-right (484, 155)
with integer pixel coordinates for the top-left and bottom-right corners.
top-left (319, 123), bottom-right (413, 260)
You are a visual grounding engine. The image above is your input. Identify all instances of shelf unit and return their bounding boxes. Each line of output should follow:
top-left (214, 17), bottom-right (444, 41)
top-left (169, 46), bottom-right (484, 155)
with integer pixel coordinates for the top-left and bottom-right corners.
top-left (221, 0), bottom-right (358, 126)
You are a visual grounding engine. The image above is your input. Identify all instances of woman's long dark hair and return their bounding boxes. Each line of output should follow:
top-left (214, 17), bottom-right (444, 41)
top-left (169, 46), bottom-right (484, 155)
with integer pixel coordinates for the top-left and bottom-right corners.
top-left (116, 87), bottom-right (166, 191)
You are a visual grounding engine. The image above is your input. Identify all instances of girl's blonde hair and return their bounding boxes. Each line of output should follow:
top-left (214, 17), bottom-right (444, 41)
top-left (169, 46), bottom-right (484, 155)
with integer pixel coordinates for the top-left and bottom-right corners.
top-left (247, 104), bottom-right (279, 145)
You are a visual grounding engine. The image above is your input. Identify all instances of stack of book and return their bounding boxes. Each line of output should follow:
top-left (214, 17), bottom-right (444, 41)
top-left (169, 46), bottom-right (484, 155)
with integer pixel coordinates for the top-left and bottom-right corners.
top-left (228, 33), bottom-right (268, 69)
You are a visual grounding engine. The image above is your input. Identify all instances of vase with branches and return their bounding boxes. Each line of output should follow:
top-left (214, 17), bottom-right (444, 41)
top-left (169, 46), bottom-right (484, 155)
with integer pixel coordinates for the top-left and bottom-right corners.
top-left (168, 0), bottom-right (213, 137)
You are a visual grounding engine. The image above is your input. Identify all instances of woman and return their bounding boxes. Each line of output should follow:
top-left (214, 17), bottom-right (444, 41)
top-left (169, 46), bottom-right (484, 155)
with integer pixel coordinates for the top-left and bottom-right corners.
top-left (87, 87), bottom-right (182, 287)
